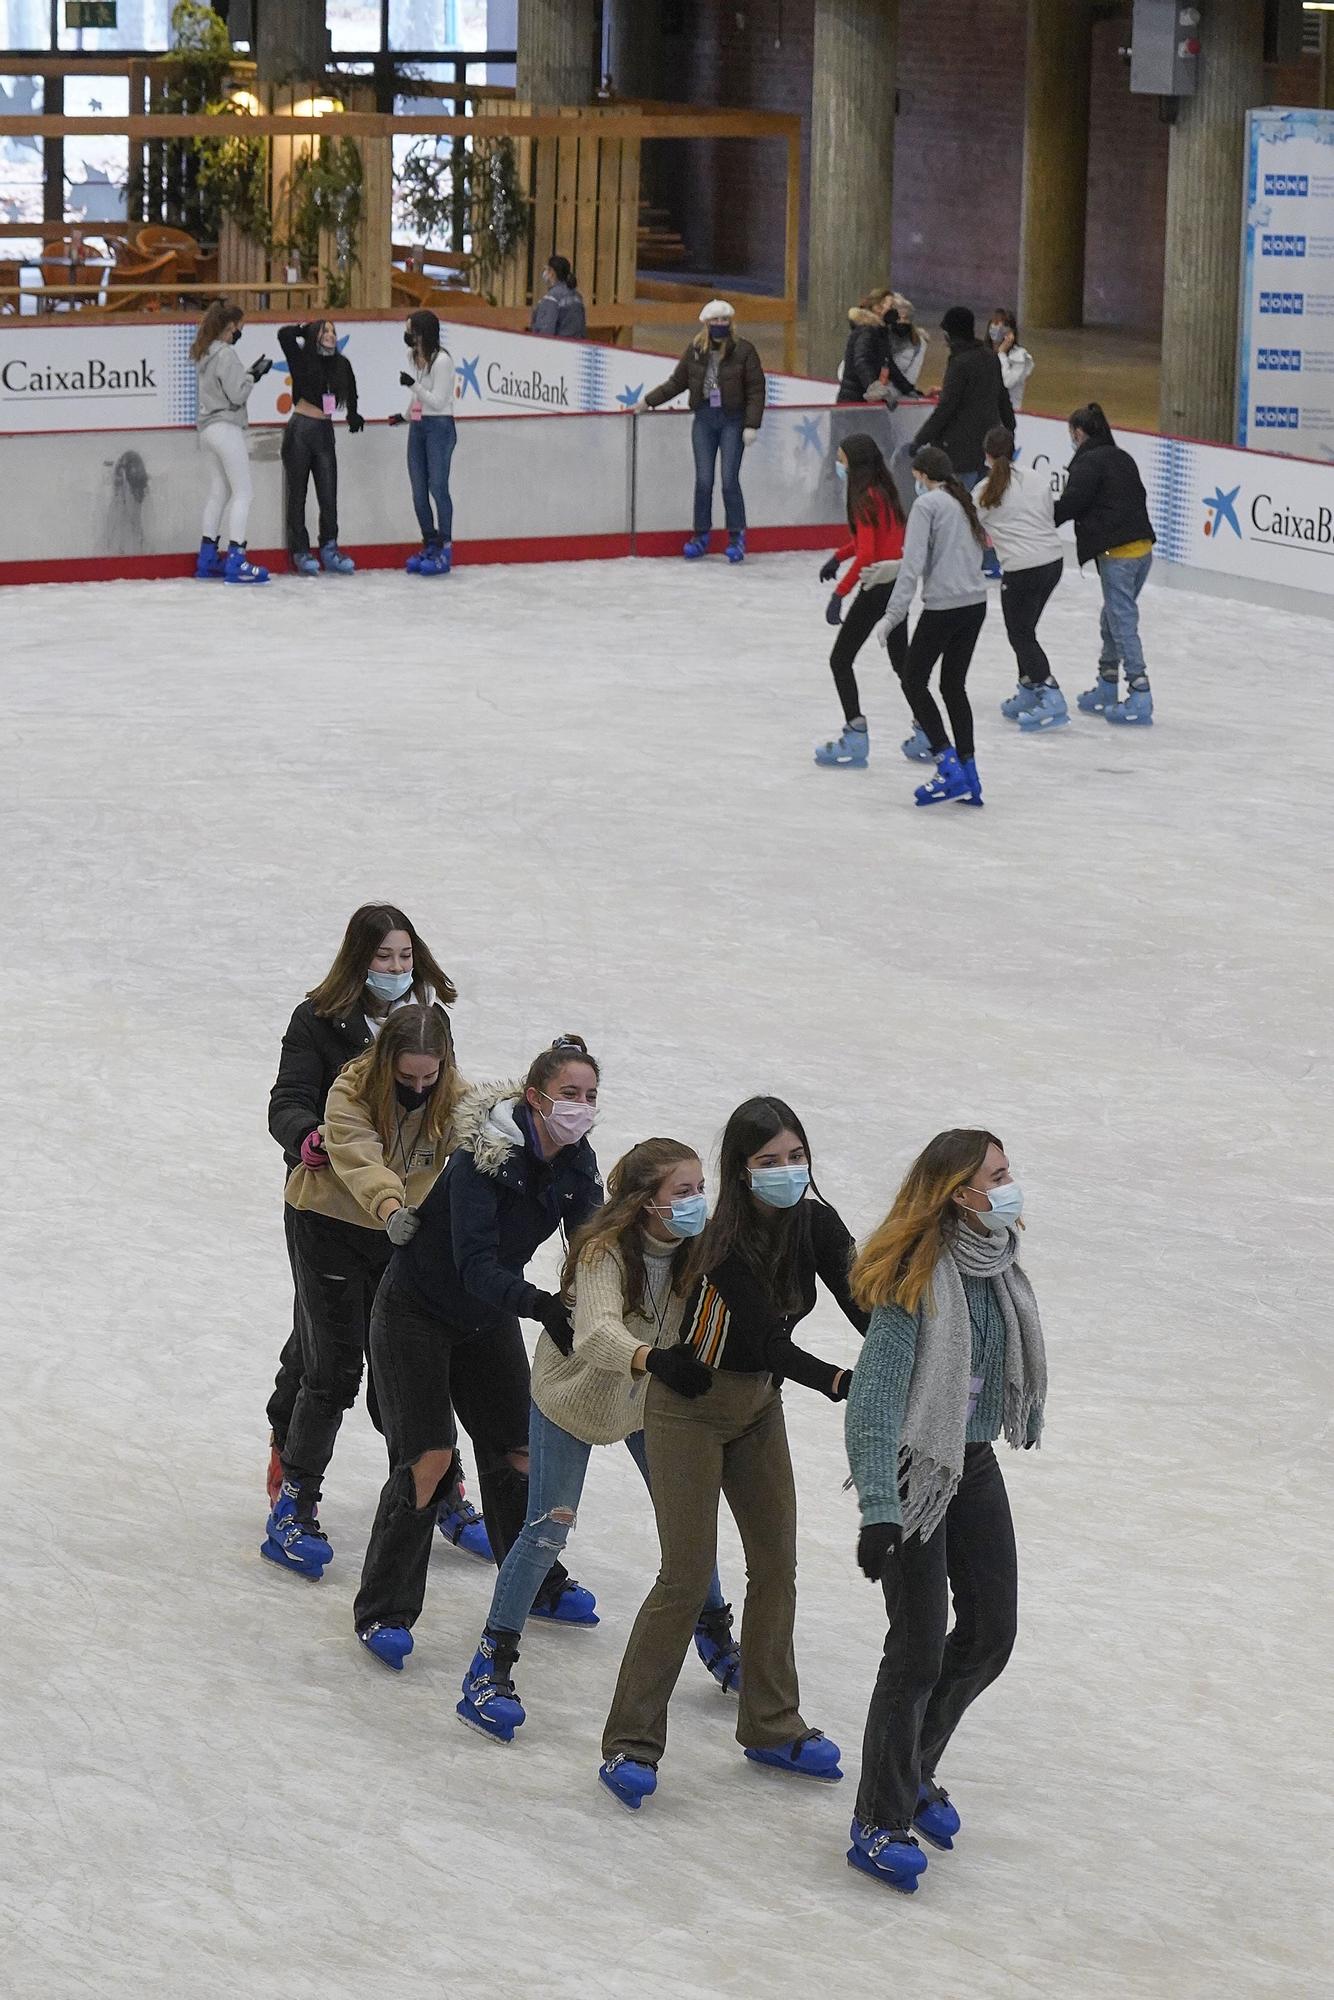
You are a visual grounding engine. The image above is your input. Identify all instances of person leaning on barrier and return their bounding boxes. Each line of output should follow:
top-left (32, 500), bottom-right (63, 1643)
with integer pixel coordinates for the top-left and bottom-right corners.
top-left (633, 299), bottom-right (766, 565)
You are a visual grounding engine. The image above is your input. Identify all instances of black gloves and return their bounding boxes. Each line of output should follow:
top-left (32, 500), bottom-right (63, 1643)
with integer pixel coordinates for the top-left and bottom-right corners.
top-left (387, 412), bottom-right (406, 426)
top-left (399, 370), bottom-right (415, 389)
top-left (249, 355), bottom-right (273, 380)
top-left (825, 591), bottom-right (843, 626)
top-left (645, 1344), bottom-right (714, 1400)
top-left (535, 1292), bottom-right (574, 1356)
top-left (346, 411), bottom-right (365, 434)
top-left (818, 554), bottom-right (840, 583)
top-left (857, 1521), bottom-right (902, 1583)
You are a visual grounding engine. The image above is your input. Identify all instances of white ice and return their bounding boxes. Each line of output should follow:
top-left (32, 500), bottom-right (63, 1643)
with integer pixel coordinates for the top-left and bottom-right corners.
top-left (1, 554), bottom-right (1331, 2000)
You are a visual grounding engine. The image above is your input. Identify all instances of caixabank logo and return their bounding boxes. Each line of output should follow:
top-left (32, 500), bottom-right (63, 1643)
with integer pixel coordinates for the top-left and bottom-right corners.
top-left (1202, 485), bottom-right (1242, 539)
top-left (1263, 173), bottom-right (1309, 197)
top-left (1202, 472), bottom-right (1334, 553)
top-left (1257, 347), bottom-right (1302, 371)
top-left (1261, 234), bottom-right (1307, 258)
top-left (1259, 291), bottom-right (1304, 315)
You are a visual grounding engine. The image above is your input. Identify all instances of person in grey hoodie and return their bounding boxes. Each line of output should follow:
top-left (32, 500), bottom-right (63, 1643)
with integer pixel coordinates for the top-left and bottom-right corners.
top-left (190, 299), bottom-right (272, 583)
top-left (530, 255), bottom-right (587, 339)
top-left (877, 445), bottom-right (990, 807)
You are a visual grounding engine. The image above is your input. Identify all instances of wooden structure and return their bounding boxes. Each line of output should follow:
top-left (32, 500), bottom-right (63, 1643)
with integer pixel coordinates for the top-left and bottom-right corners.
top-left (488, 100), bottom-right (640, 324)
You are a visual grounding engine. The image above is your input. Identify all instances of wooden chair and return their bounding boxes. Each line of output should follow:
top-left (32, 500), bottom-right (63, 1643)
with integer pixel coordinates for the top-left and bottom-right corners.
top-left (106, 249), bottom-right (180, 309)
top-left (390, 268), bottom-right (456, 310)
top-left (134, 224), bottom-right (201, 279)
top-left (39, 234), bottom-right (101, 300)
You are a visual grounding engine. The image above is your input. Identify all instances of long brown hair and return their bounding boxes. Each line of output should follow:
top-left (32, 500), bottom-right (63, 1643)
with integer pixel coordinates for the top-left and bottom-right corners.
top-left (685, 1096), bottom-right (821, 1314)
top-left (976, 425), bottom-right (1017, 513)
top-left (912, 445), bottom-right (989, 551)
top-left (561, 1137), bottom-right (698, 1310)
top-left (306, 903), bottom-right (458, 1018)
top-left (190, 298), bottom-right (243, 362)
top-left (850, 1128), bottom-right (1002, 1315)
top-left (841, 431), bottom-right (907, 533)
top-left (336, 1004), bottom-right (463, 1153)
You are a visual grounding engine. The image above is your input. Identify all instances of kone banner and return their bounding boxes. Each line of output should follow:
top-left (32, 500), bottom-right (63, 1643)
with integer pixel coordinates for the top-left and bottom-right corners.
top-left (1238, 106), bottom-right (1334, 462)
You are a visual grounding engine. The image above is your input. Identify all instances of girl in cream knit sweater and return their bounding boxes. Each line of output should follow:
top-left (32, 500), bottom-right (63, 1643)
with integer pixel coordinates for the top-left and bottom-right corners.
top-left (455, 1138), bottom-right (740, 1743)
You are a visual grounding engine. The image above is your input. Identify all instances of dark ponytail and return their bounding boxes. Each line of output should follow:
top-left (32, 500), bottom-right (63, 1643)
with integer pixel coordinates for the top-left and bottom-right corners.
top-left (547, 253), bottom-right (575, 289)
top-left (976, 425), bottom-right (1016, 513)
top-left (912, 444), bottom-right (988, 551)
top-left (1069, 400), bottom-right (1114, 445)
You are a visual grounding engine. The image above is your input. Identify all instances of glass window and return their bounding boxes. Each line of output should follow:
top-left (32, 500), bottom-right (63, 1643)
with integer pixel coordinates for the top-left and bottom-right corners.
top-left (0, 75), bottom-right (45, 225)
top-left (64, 75), bottom-right (129, 223)
top-left (328, 1), bottom-right (382, 52)
top-left (0, 2), bottom-right (52, 50)
top-left (57, 1), bottom-right (171, 50)
top-left (390, 1), bottom-right (457, 52)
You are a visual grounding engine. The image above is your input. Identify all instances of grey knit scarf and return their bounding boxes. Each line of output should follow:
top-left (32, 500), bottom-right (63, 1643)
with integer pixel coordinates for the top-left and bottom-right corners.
top-left (898, 1224), bottom-right (1047, 1545)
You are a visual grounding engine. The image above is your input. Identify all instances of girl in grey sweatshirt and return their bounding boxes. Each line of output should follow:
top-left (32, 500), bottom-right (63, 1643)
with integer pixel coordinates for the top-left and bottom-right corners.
top-left (191, 300), bottom-right (272, 581)
top-left (877, 446), bottom-right (990, 807)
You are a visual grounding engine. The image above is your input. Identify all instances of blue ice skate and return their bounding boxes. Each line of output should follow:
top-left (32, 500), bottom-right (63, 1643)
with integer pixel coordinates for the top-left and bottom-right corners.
top-left (1017, 685), bottom-right (1069, 732)
top-left (320, 540), bottom-right (355, 574)
top-left (914, 746), bottom-right (982, 807)
top-left (914, 1782), bottom-right (961, 1850)
top-left (437, 1489), bottom-right (492, 1560)
top-left (1000, 683), bottom-right (1039, 721)
top-left (900, 722), bottom-right (935, 762)
top-left (223, 542), bottom-right (268, 584)
top-left (744, 1730), bottom-right (843, 1781)
top-left (814, 723), bottom-right (869, 768)
top-left (847, 1819), bottom-right (928, 1894)
top-left (1105, 679), bottom-right (1153, 725)
top-left (195, 536), bottom-right (226, 579)
top-left (405, 542), bottom-right (429, 573)
top-left (530, 1576), bottom-right (598, 1625)
top-left (599, 1754), bottom-right (658, 1811)
top-left (260, 1481), bottom-right (332, 1579)
top-left (725, 531), bottom-right (746, 564)
top-left (682, 534), bottom-right (709, 560)
top-left (457, 1631), bottom-right (526, 1743)
top-left (1077, 672), bottom-right (1119, 714)
top-left (291, 550), bottom-right (321, 576)
top-left (693, 1602), bottom-right (741, 1693)
top-left (359, 1622), bottom-right (413, 1671)
top-left (423, 541), bottom-right (452, 575)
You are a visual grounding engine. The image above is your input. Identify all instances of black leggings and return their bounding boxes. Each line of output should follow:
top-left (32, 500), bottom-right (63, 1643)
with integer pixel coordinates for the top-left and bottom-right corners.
top-left (900, 602), bottom-right (987, 761)
top-left (281, 413), bottom-right (338, 553)
top-left (999, 557), bottom-right (1063, 687)
top-left (830, 582), bottom-right (909, 725)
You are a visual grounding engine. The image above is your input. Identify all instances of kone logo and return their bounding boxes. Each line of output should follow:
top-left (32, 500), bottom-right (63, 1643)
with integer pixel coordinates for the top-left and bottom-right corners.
top-left (1257, 347), bottom-right (1301, 371)
top-left (1259, 290), bottom-right (1304, 315)
top-left (1202, 485), bottom-right (1242, 539)
top-left (1263, 173), bottom-right (1309, 197)
top-left (1261, 234), bottom-right (1307, 258)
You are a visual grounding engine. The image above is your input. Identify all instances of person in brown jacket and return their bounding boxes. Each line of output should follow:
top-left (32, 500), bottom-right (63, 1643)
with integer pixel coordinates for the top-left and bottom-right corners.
top-left (261, 1004), bottom-right (466, 1580)
top-left (637, 299), bottom-right (765, 563)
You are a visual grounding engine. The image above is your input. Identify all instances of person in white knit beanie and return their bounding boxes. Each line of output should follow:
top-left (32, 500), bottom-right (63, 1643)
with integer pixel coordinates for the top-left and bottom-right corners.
top-left (636, 299), bottom-right (767, 563)
top-left (456, 1137), bottom-right (741, 1744)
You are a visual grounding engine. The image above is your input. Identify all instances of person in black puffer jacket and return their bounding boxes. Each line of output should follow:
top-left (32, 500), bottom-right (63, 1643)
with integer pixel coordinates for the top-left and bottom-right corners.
top-left (277, 318), bottom-right (364, 575)
top-left (837, 292), bottom-right (917, 405)
top-left (639, 299), bottom-right (766, 563)
top-left (1054, 401), bottom-right (1157, 725)
top-left (912, 305), bottom-right (1015, 486)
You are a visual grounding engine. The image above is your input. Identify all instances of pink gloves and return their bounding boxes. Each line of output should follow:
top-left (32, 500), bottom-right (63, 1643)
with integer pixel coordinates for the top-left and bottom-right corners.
top-left (300, 1130), bottom-right (329, 1171)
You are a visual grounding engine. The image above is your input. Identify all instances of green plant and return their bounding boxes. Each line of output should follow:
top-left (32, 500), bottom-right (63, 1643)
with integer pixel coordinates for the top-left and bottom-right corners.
top-left (152, 2), bottom-right (269, 246)
top-left (395, 136), bottom-right (528, 287)
top-left (283, 136), bottom-right (364, 308)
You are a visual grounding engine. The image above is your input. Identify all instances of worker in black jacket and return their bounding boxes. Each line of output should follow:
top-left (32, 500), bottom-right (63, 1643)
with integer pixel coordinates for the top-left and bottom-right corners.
top-left (912, 306), bottom-right (1015, 485)
top-left (1054, 401), bottom-right (1156, 725)
top-left (263, 904), bottom-right (488, 1555)
top-left (638, 298), bottom-right (766, 563)
top-left (352, 1041), bottom-right (606, 1662)
top-left (277, 319), bottom-right (364, 575)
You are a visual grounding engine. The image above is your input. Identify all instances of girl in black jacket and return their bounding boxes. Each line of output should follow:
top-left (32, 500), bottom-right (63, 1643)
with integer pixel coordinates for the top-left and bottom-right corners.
top-left (1054, 402), bottom-right (1156, 725)
top-left (352, 1037), bottom-right (605, 1669)
top-left (599, 1095), bottom-right (867, 1811)
top-left (277, 319), bottom-right (364, 575)
top-left (837, 293), bottom-right (917, 406)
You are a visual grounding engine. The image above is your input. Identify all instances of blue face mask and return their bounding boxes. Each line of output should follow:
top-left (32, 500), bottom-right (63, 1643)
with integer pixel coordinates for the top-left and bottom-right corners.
top-left (654, 1194), bottom-right (708, 1239)
top-left (366, 968), bottom-right (412, 1004)
top-left (967, 1180), bottom-right (1023, 1232)
top-left (749, 1165), bottom-right (810, 1209)
top-left (835, 460), bottom-right (848, 482)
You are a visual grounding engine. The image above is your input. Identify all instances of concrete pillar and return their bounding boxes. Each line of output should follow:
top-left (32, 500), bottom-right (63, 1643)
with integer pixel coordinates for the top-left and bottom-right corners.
top-left (606, 0), bottom-right (666, 100)
top-left (517, 0), bottom-right (600, 106)
top-left (1160, 0), bottom-right (1265, 442)
top-left (807, 0), bottom-right (899, 380)
top-left (1018, 0), bottom-right (1093, 329)
top-left (255, 0), bottom-right (330, 85)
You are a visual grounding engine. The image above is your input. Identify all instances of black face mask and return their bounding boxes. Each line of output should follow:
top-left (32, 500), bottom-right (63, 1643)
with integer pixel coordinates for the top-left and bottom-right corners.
top-left (404, 331), bottom-right (414, 347)
top-left (229, 327), bottom-right (243, 344)
top-left (395, 1081), bottom-right (432, 1111)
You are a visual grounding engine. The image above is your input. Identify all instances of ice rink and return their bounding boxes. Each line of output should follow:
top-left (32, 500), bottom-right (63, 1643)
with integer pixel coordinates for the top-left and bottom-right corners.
top-left (2, 551), bottom-right (1331, 2000)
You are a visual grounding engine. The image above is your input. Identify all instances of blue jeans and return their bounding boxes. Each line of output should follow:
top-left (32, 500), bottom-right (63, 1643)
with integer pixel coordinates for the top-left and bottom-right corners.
top-left (407, 414), bottom-right (456, 543)
top-left (487, 1400), bottom-right (726, 1635)
top-left (1096, 550), bottom-right (1152, 678)
top-left (691, 407), bottom-right (746, 535)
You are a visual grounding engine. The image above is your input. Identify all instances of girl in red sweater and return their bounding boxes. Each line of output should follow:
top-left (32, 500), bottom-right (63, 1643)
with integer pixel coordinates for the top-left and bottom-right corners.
top-left (815, 434), bottom-right (909, 768)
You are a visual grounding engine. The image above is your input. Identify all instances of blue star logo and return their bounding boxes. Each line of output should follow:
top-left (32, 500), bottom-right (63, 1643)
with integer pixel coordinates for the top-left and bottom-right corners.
top-left (456, 355), bottom-right (481, 399)
top-left (1202, 484), bottom-right (1242, 539)
top-left (797, 415), bottom-right (824, 452)
top-left (617, 383), bottom-right (644, 408)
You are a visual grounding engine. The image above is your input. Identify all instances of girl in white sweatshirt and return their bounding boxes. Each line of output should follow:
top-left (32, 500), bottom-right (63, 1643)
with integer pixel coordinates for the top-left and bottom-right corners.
top-left (389, 308), bottom-right (457, 575)
top-left (191, 298), bottom-right (273, 583)
top-left (974, 426), bottom-right (1068, 732)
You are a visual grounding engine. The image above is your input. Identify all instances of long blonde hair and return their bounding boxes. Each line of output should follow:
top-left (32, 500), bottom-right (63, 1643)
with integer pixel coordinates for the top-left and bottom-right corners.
top-left (337, 1005), bottom-right (463, 1153)
top-left (561, 1137), bottom-right (699, 1312)
top-left (851, 1128), bottom-right (1002, 1315)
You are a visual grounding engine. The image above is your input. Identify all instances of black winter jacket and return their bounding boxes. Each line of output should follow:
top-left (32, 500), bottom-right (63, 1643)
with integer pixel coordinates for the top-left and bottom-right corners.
top-left (836, 308), bottom-right (916, 405)
top-left (677, 1199), bottom-right (870, 1398)
top-left (912, 336), bottom-right (1014, 475)
top-left (391, 1080), bottom-right (603, 1336)
top-left (644, 333), bottom-right (766, 428)
top-left (278, 322), bottom-right (360, 421)
top-left (1053, 435), bottom-right (1155, 567)
top-left (268, 993), bottom-right (453, 1168)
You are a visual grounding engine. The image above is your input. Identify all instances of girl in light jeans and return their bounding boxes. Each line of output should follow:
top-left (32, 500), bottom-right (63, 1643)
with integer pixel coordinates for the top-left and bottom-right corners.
top-left (456, 1138), bottom-right (738, 1744)
top-left (191, 298), bottom-right (272, 583)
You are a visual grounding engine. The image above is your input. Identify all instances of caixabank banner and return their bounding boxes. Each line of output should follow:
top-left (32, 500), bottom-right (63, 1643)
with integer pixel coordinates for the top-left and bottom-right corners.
top-left (0, 316), bottom-right (834, 435)
top-left (1238, 107), bottom-right (1334, 461)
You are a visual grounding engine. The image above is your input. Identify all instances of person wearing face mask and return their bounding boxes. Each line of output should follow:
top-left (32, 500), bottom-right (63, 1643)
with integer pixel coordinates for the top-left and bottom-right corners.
top-left (975, 425), bottom-right (1069, 732)
top-left (841, 1129), bottom-right (1047, 1896)
top-left (1054, 401), bottom-right (1157, 726)
top-left (836, 290), bottom-right (918, 406)
top-left (599, 1096), bottom-right (867, 1812)
top-left (352, 1037), bottom-right (606, 1669)
top-left (264, 905), bottom-right (488, 1559)
top-left (912, 305), bottom-right (1014, 492)
top-left (814, 432), bottom-right (909, 769)
top-left (530, 253), bottom-right (586, 339)
top-left (986, 310), bottom-right (1035, 413)
top-left (190, 298), bottom-right (272, 584)
top-left (457, 1139), bottom-right (742, 1741)
top-left (387, 308), bottom-right (456, 576)
top-left (635, 299), bottom-right (766, 563)
top-left (262, 1006), bottom-right (466, 1578)
top-left (277, 318), bottom-right (364, 576)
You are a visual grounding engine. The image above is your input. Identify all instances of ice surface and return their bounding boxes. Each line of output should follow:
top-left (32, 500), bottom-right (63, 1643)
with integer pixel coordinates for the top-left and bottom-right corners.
top-left (1, 554), bottom-right (1331, 2000)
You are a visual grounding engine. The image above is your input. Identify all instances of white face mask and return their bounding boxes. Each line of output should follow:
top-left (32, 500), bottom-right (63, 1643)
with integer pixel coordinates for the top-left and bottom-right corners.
top-left (964, 1181), bottom-right (1023, 1232)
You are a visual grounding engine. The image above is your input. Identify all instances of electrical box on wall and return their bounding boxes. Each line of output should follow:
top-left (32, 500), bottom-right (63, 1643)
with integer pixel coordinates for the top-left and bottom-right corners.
top-left (1130, 0), bottom-right (1200, 96)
